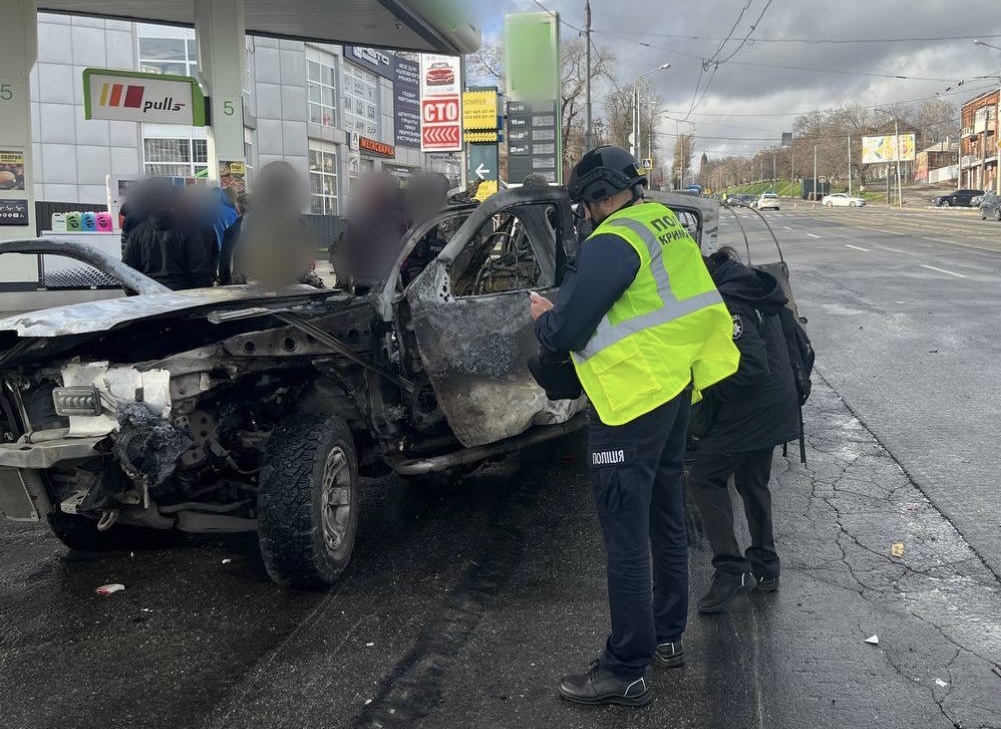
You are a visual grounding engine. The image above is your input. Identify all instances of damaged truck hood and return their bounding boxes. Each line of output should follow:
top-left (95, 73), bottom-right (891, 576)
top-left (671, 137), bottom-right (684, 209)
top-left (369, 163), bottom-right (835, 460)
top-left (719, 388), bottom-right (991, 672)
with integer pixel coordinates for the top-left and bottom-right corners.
top-left (0, 286), bottom-right (337, 339)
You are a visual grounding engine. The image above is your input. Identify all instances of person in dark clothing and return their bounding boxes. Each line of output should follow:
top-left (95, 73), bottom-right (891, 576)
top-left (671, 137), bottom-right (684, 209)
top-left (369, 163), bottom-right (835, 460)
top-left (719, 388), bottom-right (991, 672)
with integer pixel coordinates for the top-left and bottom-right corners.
top-left (532, 146), bottom-right (739, 708)
top-left (218, 193), bottom-right (248, 285)
top-left (687, 247), bottom-right (800, 614)
top-left (123, 202), bottom-right (216, 291)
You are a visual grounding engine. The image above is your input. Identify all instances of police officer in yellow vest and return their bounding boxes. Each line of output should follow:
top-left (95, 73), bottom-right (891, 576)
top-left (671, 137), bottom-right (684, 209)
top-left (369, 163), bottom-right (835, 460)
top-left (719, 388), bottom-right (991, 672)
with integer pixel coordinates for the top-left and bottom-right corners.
top-left (530, 146), bottom-right (739, 707)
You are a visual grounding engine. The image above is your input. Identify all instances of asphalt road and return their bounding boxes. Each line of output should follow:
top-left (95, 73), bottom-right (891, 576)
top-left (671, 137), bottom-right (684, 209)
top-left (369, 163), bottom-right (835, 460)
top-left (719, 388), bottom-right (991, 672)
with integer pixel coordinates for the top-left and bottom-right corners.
top-left (719, 203), bottom-right (1001, 580)
top-left (2, 203), bottom-right (1000, 729)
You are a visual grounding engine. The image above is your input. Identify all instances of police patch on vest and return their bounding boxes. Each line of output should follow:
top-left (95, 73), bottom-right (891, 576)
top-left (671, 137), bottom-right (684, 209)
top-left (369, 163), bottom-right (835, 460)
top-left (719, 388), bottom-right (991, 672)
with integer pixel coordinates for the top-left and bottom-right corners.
top-left (590, 447), bottom-right (636, 468)
top-left (732, 314), bottom-right (744, 340)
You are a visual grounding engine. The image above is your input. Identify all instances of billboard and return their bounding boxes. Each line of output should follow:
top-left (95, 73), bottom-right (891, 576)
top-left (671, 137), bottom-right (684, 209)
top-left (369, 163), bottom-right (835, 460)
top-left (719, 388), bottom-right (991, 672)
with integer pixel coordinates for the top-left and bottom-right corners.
top-left (862, 134), bottom-right (916, 164)
top-left (83, 68), bottom-right (206, 126)
top-left (420, 54), bottom-right (463, 152)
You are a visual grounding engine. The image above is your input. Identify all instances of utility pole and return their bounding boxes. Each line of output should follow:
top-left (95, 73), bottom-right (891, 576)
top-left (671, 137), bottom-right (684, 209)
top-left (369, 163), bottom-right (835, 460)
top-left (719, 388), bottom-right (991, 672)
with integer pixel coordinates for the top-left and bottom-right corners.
top-left (848, 135), bottom-right (852, 196)
top-left (584, 1), bottom-right (592, 151)
top-left (813, 144), bottom-right (818, 201)
top-left (894, 117), bottom-right (903, 207)
top-left (772, 154), bottom-right (776, 182)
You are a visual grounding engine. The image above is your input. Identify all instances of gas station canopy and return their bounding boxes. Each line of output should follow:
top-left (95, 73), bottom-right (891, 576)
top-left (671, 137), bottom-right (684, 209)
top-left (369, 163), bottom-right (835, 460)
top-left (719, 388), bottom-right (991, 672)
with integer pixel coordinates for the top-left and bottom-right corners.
top-left (38, 0), bottom-right (480, 54)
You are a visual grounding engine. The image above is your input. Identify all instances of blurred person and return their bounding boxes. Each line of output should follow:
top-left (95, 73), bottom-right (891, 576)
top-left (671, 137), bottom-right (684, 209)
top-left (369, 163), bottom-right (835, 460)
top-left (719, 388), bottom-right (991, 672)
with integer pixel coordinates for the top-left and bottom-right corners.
top-left (336, 171), bottom-right (408, 290)
top-left (687, 246), bottom-right (800, 613)
top-left (234, 161), bottom-right (318, 289)
top-left (123, 185), bottom-right (214, 290)
top-left (398, 171), bottom-right (451, 286)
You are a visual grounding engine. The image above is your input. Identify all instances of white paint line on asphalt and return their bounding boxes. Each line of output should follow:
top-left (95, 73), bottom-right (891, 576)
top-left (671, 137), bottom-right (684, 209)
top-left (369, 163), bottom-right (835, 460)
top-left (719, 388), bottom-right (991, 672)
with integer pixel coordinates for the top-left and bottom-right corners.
top-left (845, 244), bottom-right (870, 252)
top-left (920, 264), bottom-right (967, 278)
top-left (783, 226), bottom-right (793, 231)
top-left (806, 233), bottom-right (821, 239)
top-left (878, 246), bottom-right (908, 254)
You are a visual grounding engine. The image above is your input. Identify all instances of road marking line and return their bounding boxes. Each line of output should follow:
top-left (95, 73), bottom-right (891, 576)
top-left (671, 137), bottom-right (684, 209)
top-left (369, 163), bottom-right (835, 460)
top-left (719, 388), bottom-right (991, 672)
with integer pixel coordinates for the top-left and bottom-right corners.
top-left (806, 233), bottom-right (821, 239)
top-left (878, 246), bottom-right (908, 254)
top-left (783, 226), bottom-right (793, 231)
top-left (845, 244), bottom-right (870, 251)
top-left (920, 264), bottom-right (967, 278)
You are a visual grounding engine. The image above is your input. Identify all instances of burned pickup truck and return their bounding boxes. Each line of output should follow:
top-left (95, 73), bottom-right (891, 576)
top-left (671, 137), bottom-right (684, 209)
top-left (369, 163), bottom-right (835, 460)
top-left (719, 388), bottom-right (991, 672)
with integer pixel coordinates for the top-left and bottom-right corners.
top-left (0, 187), bottom-right (719, 588)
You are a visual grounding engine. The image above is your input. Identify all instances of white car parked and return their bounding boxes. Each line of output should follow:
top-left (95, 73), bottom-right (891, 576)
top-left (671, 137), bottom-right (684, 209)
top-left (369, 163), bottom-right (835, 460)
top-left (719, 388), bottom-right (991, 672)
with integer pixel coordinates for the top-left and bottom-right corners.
top-left (822, 193), bottom-right (866, 208)
top-left (754, 193), bottom-right (780, 211)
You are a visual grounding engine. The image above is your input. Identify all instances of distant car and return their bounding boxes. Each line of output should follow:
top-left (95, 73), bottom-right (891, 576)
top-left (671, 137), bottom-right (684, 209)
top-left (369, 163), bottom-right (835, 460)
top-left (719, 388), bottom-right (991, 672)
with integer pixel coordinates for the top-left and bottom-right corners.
top-left (821, 193), bottom-right (866, 208)
top-left (425, 61), bottom-right (455, 86)
top-left (754, 193), bottom-right (780, 211)
top-left (932, 189), bottom-right (984, 207)
top-left (978, 191), bottom-right (1001, 221)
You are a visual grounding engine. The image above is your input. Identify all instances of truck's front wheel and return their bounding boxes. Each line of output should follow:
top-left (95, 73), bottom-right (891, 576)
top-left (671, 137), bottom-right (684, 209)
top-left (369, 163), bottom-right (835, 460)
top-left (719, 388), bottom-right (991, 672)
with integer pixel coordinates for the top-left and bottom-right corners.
top-left (257, 413), bottom-right (359, 588)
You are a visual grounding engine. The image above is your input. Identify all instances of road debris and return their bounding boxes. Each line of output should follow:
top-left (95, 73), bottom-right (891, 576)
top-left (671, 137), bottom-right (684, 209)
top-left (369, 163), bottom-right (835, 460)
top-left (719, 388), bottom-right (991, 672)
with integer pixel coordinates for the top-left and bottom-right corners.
top-left (95, 583), bottom-right (125, 596)
top-left (221, 558), bottom-right (232, 565)
top-left (366, 642), bottom-right (375, 647)
top-left (935, 679), bottom-right (948, 688)
top-left (865, 635), bottom-right (879, 645)
top-left (891, 542), bottom-right (905, 558)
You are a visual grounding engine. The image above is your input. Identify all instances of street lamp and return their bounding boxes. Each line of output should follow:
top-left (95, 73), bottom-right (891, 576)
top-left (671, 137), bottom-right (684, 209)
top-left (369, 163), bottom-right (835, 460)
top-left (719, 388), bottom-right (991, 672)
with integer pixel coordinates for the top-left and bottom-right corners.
top-left (632, 63), bottom-right (671, 161)
top-left (665, 115), bottom-right (695, 189)
top-left (876, 108), bottom-right (904, 208)
top-left (974, 39), bottom-right (1001, 196)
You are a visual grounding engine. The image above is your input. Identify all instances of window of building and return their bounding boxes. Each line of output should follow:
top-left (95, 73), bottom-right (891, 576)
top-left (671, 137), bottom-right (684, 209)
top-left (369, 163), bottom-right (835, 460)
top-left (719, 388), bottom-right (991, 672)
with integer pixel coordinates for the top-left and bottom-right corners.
top-left (309, 145), bottom-right (339, 215)
top-left (307, 58), bottom-right (337, 127)
top-left (143, 137), bottom-right (208, 178)
top-left (342, 63), bottom-right (379, 138)
top-left (139, 36), bottom-right (198, 77)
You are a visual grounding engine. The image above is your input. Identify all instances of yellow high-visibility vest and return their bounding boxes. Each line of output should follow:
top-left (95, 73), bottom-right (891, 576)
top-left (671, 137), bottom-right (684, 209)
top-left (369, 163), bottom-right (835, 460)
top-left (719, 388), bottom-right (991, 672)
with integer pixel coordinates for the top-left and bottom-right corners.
top-left (571, 201), bottom-right (740, 426)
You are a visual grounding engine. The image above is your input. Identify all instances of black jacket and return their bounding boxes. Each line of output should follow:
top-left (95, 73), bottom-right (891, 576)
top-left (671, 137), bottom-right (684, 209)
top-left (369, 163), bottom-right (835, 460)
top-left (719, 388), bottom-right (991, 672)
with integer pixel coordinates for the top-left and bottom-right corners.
top-left (123, 210), bottom-right (215, 291)
top-left (695, 257), bottom-right (800, 454)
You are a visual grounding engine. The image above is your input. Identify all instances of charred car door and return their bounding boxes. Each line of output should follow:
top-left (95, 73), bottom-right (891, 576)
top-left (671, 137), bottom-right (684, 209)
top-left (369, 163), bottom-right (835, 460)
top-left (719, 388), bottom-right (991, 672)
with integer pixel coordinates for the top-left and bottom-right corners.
top-left (400, 187), bottom-right (576, 448)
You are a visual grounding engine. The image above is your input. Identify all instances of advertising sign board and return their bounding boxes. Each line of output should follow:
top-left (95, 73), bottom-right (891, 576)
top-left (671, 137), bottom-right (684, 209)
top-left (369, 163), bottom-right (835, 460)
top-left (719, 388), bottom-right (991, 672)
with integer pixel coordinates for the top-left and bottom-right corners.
top-left (420, 54), bottom-right (463, 152)
top-left (83, 68), bottom-right (206, 126)
top-left (862, 134), bottom-right (916, 164)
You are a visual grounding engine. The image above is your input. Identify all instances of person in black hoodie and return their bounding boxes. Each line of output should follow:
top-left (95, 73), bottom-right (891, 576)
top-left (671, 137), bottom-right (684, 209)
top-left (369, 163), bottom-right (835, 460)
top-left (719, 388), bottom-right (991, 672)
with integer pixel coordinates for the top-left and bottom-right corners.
top-left (688, 246), bottom-right (800, 614)
top-left (123, 187), bottom-right (215, 291)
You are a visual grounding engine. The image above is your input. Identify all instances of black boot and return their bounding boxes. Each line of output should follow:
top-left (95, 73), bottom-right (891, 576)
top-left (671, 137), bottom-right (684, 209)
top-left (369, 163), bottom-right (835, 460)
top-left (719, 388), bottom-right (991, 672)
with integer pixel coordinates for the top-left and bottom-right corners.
top-left (654, 639), bottom-right (685, 667)
top-left (698, 571), bottom-right (754, 614)
top-left (559, 660), bottom-right (652, 707)
top-left (756, 575), bottom-right (780, 592)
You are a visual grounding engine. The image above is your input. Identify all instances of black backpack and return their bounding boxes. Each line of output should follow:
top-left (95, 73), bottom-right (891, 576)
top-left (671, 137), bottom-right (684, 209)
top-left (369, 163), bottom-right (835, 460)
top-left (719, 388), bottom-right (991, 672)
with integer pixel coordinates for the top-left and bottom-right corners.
top-left (769, 307), bottom-right (814, 464)
top-left (777, 307), bottom-right (815, 406)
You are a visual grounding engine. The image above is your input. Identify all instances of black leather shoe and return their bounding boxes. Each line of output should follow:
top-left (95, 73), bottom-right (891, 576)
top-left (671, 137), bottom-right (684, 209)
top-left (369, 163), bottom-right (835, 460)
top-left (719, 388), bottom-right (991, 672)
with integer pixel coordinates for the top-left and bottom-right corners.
top-left (756, 575), bottom-right (780, 592)
top-left (654, 639), bottom-right (685, 667)
top-left (698, 571), bottom-right (754, 614)
top-left (559, 660), bottom-right (652, 707)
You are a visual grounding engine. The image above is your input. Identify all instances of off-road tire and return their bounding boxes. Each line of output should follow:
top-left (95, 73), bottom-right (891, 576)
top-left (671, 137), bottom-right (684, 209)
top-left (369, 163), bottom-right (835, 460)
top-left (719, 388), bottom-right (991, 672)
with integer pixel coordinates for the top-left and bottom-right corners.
top-left (47, 511), bottom-right (175, 551)
top-left (258, 413), bottom-right (359, 589)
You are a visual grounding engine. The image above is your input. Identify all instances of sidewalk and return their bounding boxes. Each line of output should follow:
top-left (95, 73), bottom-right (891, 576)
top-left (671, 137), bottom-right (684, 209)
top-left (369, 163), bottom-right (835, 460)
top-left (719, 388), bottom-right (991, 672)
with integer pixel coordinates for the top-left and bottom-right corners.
top-left (200, 374), bottom-right (1001, 729)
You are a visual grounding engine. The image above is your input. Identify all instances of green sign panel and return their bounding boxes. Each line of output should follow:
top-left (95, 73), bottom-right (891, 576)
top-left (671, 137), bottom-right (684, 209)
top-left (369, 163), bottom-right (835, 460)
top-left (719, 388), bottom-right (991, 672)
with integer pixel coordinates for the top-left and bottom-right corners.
top-left (505, 12), bottom-right (560, 102)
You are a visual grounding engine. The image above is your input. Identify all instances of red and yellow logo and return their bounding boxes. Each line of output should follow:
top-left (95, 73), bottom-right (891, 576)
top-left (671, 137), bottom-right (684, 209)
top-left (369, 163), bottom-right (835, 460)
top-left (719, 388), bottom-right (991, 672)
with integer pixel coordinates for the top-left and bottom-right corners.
top-left (99, 82), bottom-right (145, 109)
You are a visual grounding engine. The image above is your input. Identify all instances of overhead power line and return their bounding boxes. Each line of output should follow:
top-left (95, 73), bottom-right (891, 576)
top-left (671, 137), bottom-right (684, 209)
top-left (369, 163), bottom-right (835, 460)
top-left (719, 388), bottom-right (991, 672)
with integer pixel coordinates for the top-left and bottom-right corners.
top-left (597, 30), bottom-right (1001, 45)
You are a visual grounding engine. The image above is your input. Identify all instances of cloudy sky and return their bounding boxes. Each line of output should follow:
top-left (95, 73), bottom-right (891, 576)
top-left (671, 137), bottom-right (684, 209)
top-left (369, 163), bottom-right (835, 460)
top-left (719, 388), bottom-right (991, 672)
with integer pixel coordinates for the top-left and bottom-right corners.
top-left (468, 0), bottom-right (1001, 159)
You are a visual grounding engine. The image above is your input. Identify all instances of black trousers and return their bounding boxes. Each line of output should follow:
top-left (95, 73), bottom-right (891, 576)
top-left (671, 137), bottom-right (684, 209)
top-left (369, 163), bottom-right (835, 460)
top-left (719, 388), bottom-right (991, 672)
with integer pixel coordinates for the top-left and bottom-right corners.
top-left (589, 393), bottom-right (691, 679)
top-left (687, 447), bottom-right (780, 579)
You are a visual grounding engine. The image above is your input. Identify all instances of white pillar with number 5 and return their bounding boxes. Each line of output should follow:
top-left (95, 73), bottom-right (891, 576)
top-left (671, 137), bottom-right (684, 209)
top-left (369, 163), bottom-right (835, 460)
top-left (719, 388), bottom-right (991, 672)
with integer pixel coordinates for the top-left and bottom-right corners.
top-left (0, 0), bottom-right (37, 245)
top-left (194, 0), bottom-right (247, 183)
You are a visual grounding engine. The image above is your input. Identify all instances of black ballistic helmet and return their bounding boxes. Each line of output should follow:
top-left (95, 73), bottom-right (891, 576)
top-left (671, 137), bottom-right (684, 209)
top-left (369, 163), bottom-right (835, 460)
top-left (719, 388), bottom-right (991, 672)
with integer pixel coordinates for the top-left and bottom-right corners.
top-left (567, 145), bottom-right (648, 203)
